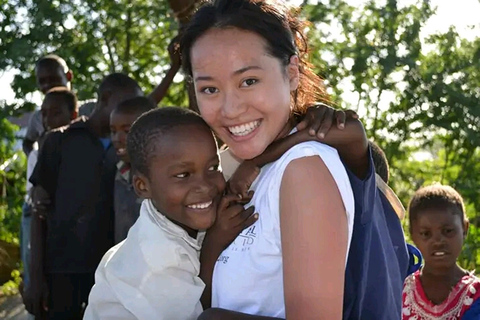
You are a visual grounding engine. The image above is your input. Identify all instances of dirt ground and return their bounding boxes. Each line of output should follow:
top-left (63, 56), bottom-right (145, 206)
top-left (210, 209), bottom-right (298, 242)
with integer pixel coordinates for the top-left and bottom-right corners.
top-left (0, 294), bottom-right (30, 320)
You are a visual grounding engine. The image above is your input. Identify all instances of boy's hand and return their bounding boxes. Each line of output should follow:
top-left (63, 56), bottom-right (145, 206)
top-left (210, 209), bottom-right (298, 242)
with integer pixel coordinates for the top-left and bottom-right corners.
top-left (168, 35), bottom-right (181, 68)
top-left (31, 186), bottom-right (50, 220)
top-left (205, 194), bottom-right (258, 251)
top-left (227, 160), bottom-right (260, 199)
top-left (296, 103), bottom-right (358, 139)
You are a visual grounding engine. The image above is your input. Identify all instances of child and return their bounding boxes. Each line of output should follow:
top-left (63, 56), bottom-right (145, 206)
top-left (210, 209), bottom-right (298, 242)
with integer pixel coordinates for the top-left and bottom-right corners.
top-left (110, 96), bottom-right (156, 244)
top-left (84, 107), bottom-right (257, 320)
top-left (21, 87), bottom-right (78, 308)
top-left (26, 73), bottom-right (143, 319)
top-left (402, 184), bottom-right (480, 319)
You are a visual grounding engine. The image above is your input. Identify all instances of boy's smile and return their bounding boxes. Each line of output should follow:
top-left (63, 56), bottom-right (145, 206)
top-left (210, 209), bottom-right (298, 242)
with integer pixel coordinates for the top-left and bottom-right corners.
top-left (134, 123), bottom-right (226, 238)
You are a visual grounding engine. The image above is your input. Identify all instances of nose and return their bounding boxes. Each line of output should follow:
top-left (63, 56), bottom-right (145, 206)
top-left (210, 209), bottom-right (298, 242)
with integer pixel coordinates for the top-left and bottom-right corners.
top-left (221, 90), bottom-right (247, 120)
top-left (432, 232), bottom-right (447, 247)
top-left (193, 175), bottom-right (217, 196)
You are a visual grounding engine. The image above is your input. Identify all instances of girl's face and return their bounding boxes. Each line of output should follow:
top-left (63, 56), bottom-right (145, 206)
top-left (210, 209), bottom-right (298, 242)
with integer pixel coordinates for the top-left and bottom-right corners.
top-left (410, 208), bottom-right (467, 271)
top-left (191, 28), bottom-right (300, 160)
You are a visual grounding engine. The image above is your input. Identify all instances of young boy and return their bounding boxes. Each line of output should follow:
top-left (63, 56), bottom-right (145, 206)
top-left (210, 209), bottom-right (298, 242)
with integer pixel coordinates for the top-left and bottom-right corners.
top-left (84, 107), bottom-right (257, 320)
top-left (110, 96), bottom-right (156, 244)
top-left (21, 87), bottom-right (78, 307)
top-left (26, 73), bottom-right (143, 319)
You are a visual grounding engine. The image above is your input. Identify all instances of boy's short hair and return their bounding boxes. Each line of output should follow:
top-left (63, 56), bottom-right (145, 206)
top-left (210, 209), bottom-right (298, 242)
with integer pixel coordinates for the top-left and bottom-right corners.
top-left (36, 54), bottom-right (69, 73)
top-left (45, 87), bottom-right (78, 113)
top-left (408, 184), bottom-right (468, 226)
top-left (369, 140), bottom-right (389, 183)
top-left (113, 96), bottom-right (156, 116)
top-left (127, 107), bottom-right (212, 178)
top-left (98, 73), bottom-right (143, 96)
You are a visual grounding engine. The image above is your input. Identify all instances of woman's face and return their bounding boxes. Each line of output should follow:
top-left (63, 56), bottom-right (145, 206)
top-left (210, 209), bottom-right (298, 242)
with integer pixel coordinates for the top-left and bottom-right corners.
top-left (191, 28), bottom-right (299, 160)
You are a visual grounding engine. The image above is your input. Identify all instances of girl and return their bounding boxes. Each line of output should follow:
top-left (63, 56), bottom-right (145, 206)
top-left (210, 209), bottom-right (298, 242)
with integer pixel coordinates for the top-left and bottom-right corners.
top-left (403, 184), bottom-right (480, 319)
top-left (181, 0), bottom-right (368, 318)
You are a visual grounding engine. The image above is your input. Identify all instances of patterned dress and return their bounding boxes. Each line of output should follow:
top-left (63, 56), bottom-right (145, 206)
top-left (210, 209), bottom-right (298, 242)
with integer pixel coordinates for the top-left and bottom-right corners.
top-left (402, 270), bottom-right (480, 319)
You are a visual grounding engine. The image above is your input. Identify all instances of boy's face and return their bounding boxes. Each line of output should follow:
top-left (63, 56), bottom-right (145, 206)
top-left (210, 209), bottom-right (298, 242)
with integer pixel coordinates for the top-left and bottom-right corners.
top-left (35, 64), bottom-right (68, 94)
top-left (134, 124), bottom-right (226, 237)
top-left (110, 110), bottom-right (140, 163)
top-left (98, 88), bottom-right (143, 131)
top-left (41, 96), bottom-right (75, 131)
top-left (410, 208), bottom-right (467, 271)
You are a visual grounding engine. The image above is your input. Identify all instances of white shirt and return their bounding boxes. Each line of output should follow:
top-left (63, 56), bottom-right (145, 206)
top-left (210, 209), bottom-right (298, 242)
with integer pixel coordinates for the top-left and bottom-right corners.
top-left (84, 199), bottom-right (205, 320)
top-left (213, 141), bottom-right (355, 318)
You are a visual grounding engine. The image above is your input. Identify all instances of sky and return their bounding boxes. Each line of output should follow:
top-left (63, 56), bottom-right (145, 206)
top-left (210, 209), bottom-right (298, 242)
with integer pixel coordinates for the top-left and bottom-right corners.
top-left (0, 0), bottom-right (479, 107)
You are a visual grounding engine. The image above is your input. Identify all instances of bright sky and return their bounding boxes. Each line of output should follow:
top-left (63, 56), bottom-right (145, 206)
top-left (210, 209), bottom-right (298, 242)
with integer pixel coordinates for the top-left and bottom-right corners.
top-left (0, 0), bottom-right (479, 106)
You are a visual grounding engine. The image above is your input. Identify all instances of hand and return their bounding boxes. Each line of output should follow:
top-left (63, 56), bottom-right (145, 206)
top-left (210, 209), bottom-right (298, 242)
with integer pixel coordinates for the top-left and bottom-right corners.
top-left (227, 160), bottom-right (260, 199)
top-left (296, 103), bottom-right (358, 139)
top-left (206, 194), bottom-right (258, 251)
top-left (168, 35), bottom-right (181, 68)
top-left (31, 186), bottom-right (50, 220)
top-left (24, 276), bottom-right (48, 317)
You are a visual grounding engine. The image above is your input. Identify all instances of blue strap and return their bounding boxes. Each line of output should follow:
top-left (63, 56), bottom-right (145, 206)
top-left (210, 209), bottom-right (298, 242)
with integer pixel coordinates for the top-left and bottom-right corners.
top-left (462, 297), bottom-right (480, 320)
top-left (407, 244), bottom-right (422, 275)
top-left (99, 138), bottom-right (111, 150)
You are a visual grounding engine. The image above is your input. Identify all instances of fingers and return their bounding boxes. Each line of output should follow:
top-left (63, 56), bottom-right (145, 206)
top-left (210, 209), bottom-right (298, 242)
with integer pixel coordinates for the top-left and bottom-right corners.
top-left (335, 110), bottom-right (346, 129)
top-left (218, 194), bottom-right (242, 212)
top-left (316, 107), bottom-right (334, 139)
top-left (344, 109), bottom-right (359, 119)
top-left (233, 206), bottom-right (256, 227)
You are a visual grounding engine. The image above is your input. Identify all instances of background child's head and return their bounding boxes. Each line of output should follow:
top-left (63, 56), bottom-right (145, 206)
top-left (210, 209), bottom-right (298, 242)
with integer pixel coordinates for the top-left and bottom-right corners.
top-left (35, 54), bottom-right (72, 94)
top-left (408, 184), bottom-right (469, 270)
top-left (369, 140), bottom-right (389, 184)
top-left (127, 107), bottom-right (226, 237)
top-left (94, 73), bottom-right (144, 131)
top-left (41, 87), bottom-right (78, 131)
top-left (110, 96), bottom-right (156, 163)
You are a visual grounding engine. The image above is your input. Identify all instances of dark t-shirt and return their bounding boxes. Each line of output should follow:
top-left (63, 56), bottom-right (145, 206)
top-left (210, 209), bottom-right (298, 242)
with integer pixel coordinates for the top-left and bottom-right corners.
top-left (30, 117), bottom-right (117, 273)
top-left (342, 150), bottom-right (409, 320)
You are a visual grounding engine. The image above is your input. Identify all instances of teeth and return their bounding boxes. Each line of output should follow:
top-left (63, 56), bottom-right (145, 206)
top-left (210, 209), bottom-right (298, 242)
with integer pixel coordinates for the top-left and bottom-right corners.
top-left (117, 148), bottom-right (126, 154)
top-left (434, 252), bottom-right (446, 256)
top-left (187, 201), bottom-right (213, 210)
top-left (228, 120), bottom-right (260, 137)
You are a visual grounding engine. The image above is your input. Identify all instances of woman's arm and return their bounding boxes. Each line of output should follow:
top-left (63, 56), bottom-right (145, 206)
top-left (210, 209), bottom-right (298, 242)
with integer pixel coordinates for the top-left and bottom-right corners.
top-left (280, 156), bottom-right (349, 320)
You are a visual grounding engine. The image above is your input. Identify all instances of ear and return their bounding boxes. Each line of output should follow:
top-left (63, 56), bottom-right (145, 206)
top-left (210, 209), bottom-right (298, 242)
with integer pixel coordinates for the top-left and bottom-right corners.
top-left (133, 173), bottom-right (151, 199)
top-left (287, 55), bottom-right (300, 91)
top-left (71, 110), bottom-right (78, 120)
top-left (66, 70), bottom-right (73, 82)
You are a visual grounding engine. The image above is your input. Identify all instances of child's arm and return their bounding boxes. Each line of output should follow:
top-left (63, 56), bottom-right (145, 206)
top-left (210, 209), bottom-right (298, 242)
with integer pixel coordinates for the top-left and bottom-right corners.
top-left (199, 195), bottom-right (257, 309)
top-left (148, 37), bottom-right (181, 105)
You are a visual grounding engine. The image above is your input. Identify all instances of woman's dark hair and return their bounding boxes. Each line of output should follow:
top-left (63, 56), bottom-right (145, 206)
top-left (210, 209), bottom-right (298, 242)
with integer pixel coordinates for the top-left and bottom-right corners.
top-left (180, 0), bottom-right (328, 115)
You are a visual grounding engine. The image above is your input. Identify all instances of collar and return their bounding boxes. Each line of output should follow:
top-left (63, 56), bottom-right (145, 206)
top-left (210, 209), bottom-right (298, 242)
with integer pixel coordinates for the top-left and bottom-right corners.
top-left (116, 161), bottom-right (131, 183)
top-left (142, 199), bottom-right (205, 251)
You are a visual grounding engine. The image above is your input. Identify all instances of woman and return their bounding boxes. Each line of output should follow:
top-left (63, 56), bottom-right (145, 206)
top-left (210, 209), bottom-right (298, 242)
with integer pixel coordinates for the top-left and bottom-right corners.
top-left (181, 0), bottom-right (363, 318)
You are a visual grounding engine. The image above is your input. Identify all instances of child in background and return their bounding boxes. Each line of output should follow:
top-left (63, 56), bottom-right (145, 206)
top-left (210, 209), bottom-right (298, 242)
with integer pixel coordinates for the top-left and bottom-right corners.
top-left (110, 97), bottom-right (156, 244)
top-left (403, 184), bottom-right (480, 319)
top-left (84, 107), bottom-right (258, 320)
top-left (21, 87), bottom-right (78, 303)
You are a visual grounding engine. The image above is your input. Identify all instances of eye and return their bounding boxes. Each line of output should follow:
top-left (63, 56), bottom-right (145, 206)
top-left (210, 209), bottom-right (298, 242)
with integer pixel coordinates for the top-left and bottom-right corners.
top-left (174, 172), bottom-right (190, 178)
top-left (200, 87), bottom-right (219, 95)
top-left (208, 164), bottom-right (221, 172)
top-left (444, 228), bottom-right (455, 235)
top-left (241, 78), bottom-right (258, 87)
top-left (419, 231), bottom-right (430, 239)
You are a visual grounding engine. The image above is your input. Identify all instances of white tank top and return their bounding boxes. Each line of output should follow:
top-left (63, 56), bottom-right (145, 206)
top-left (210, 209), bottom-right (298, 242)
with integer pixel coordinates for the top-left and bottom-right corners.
top-left (213, 141), bottom-right (355, 318)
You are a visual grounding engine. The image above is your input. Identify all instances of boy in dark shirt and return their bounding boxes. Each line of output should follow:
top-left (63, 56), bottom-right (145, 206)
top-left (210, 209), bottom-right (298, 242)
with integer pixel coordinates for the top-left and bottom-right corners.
top-left (26, 73), bottom-right (143, 319)
top-left (110, 96), bottom-right (156, 243)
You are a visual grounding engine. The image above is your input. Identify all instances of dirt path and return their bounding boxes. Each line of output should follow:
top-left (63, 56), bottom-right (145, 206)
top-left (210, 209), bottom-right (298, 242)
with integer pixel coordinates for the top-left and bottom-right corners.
top-left (0, 294), bottom-right (30, 320)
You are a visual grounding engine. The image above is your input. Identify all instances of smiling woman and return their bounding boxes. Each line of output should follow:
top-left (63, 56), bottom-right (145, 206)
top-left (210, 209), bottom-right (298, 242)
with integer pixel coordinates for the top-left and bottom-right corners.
top-left (181, 0), bottom-right (355, 319)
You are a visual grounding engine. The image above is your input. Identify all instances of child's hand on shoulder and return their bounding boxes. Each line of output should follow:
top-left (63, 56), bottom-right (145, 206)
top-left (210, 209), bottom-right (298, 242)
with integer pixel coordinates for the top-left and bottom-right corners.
top-left (205, 194), bottom-right (258, 251)
top-left (296, 103), bottom-right (358, 139)
top-left (227, 160), bottom-right (260, 199)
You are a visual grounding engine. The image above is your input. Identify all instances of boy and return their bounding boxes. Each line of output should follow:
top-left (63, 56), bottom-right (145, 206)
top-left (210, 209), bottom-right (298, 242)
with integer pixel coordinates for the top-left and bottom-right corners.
top-left (21, 87), bottom-right (78, 307)
top-left (26, 73), bottom-right (143, 319)
top-left (110, 96), bottom-right (156, 244)
top-left (23, 55), bottom-right (94, 156)
top-left (84, 107), bottom-right (257, 320)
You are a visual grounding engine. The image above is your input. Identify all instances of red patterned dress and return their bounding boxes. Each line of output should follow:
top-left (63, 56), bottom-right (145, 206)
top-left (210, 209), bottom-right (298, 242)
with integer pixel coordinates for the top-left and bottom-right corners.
top-left (402, 270), bottom-right (480, 319)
